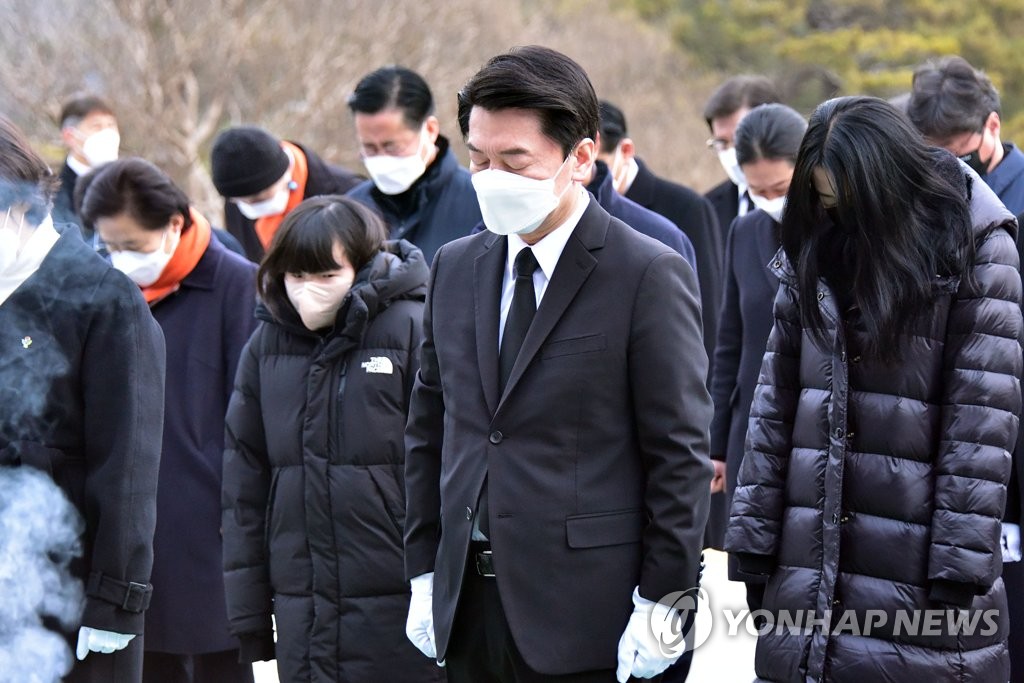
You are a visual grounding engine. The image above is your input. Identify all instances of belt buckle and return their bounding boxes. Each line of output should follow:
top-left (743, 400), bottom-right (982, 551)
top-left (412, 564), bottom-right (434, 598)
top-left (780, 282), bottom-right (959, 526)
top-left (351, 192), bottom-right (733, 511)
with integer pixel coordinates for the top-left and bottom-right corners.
top-left (475, 550), bottom-right (495, 577)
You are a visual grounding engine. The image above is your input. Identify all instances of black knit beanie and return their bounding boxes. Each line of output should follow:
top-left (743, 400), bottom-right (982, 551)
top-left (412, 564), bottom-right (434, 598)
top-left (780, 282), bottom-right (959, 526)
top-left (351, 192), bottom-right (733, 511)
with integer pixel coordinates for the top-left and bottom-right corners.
top-left (210, 126), bottom-right (290, 198)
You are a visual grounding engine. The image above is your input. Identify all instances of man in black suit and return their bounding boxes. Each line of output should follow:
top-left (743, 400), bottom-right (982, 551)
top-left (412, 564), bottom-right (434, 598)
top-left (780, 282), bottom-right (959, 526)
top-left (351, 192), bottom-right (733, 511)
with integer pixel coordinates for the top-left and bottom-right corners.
top-left (701, 76), bottom-right (779, 239)
top-left (597, 101), bottom-right (726, 560)
top-left (404, 46), bottom-right (712, 683)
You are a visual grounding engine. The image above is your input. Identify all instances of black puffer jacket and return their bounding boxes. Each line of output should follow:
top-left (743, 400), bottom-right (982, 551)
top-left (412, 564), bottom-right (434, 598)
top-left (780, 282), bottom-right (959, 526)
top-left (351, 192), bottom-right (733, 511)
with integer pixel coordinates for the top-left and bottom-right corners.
top-left (725, 168), bottom-right (1023, 682)
top-left (222, 240), bottom-right (443, 683)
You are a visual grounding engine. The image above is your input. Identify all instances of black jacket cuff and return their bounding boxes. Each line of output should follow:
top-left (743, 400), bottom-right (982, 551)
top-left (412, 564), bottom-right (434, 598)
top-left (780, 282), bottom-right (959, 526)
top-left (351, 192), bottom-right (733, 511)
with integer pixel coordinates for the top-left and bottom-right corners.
top-left (734, 552), bottom-right (775, 576)
top-left (928, 579), bottom-right (976, 608)
top-left (237, 631), bottom-right (275, 663)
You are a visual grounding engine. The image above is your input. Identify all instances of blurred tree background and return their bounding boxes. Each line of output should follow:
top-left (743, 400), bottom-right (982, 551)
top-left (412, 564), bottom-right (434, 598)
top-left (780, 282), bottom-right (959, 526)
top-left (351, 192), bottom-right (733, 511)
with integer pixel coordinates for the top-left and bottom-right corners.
top-left (0, 0), bottom-right (1020, 223)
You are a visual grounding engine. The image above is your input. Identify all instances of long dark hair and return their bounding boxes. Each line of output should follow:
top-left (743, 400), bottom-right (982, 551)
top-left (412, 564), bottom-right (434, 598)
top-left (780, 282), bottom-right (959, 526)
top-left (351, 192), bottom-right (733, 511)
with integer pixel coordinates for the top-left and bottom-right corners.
top-left (780, 96), bottom-right (975, 362)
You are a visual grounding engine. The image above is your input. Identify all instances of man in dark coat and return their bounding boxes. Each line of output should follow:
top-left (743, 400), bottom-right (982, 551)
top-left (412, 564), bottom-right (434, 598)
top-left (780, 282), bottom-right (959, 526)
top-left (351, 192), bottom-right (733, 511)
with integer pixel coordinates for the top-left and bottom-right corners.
top-left (210, 126), bottom-right (362, 263)
top-left (0, 116), bottom-right (165, 682)
top-left (346, 66), bottom-right (482, 264)
top-left (908, 55), bottom-right (1024, 681)
top-left (597, 100), bottom-right (727, 556)
top-left (52, 94), bottom-right (120, 243)
top-left (404, 46), bottom-right (711, 682)
top-left (701, 76), bottom-right (779, 240)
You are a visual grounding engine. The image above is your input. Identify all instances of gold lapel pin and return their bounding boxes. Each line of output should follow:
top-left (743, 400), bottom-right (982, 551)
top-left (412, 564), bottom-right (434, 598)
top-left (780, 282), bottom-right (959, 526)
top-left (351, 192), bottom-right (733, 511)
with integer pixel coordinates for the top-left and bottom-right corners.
top-left (21, 336), bottom-right (32, 349)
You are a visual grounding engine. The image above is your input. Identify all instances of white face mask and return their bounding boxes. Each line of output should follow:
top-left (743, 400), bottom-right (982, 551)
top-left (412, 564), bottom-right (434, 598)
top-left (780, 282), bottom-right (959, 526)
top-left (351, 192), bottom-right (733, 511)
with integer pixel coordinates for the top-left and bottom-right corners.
top-left (749, 193), bottom-right (786, 223)
top-left (110, 229), bottom-right (179, 287)
top-left (284, 275), bottom-right (354, 331)
top-left (0, 207), bottom-right (26, 272)
top-left (362, 129), bottom-right (430, 195)
top-left (236, 186), bottom-right (290, 220)
top-left (81, 128), bottom-right (120, 167)
top-left (717, 147), bottom-right (746, 187)
top-left (472, 154), bottom-right (575, 236)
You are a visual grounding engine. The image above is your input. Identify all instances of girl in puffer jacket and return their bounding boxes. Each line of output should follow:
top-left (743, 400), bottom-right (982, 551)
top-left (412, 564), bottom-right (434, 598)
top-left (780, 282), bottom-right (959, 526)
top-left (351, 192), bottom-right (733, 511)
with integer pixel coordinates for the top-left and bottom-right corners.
top-left (725, 96), bottom-right (1022, 683)
top-left (221, 196), bottom-right (445, 683)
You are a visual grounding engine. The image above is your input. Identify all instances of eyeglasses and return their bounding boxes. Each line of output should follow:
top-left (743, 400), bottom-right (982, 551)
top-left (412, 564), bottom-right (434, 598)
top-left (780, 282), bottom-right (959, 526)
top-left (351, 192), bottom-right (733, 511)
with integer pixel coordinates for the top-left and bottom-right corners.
top-left (706, 137), bottom-right (731, 153)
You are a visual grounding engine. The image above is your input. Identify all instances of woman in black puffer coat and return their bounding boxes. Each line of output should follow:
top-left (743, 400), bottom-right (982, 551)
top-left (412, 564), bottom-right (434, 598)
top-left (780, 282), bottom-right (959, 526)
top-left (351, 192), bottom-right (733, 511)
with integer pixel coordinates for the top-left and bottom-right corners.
top-left (725, 97), bottom-right (1023, 682)
top-left (221, 196), bottom-right (444, 683)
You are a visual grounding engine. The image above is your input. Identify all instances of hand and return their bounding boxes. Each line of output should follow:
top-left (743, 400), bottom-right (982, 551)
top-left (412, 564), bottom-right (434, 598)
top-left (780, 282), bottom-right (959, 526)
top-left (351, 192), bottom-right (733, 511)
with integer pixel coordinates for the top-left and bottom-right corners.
top-left (76, 627), bottom-right (136, 661)
top-left (406, 572), bottom-right (444, 665)
top-left (710, 459), bottom-right (726, 494)
top-left (615, 587), bottom-right (683, 682)
top-left (1002, 523), bottom-right (1022, 563)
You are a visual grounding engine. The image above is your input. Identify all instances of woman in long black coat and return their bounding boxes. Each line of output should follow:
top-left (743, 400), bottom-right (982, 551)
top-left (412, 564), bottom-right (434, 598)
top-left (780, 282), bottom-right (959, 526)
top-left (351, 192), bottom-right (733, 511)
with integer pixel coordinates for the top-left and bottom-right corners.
top-left (725, 97), bottom-right (1022, 682)
top-left (0, 118), bottom-right (165, 682)
top-left (222, 196), bottom-right (444, 682)
top-left (710, 104), bottom-right (807, 612)
top-left (80, 158), bottom-right (258, 682)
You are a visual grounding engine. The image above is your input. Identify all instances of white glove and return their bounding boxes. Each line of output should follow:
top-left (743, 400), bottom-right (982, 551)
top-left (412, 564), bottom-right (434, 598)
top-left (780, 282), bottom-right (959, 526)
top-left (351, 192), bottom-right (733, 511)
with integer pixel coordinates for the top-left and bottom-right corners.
top-left (76, 626), bottom-right (136, 660)
top-left (406, 572), bottom-right (443, 665)
top-left (615, 587), bottom-right (684, 682)
top-left (1002, 523), bottom-right (1022, 563)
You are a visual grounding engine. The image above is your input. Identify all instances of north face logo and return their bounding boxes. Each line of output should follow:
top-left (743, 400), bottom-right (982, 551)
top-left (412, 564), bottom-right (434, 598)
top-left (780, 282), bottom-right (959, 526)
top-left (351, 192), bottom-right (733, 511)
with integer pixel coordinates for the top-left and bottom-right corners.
top-left (361, 357), bottom-right (394, 374)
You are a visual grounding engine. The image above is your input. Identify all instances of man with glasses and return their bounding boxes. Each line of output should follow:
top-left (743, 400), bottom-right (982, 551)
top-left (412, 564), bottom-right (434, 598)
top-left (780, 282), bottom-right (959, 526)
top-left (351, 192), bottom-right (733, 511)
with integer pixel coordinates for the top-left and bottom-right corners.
top-left (702, 76), bottom-right (780, 241)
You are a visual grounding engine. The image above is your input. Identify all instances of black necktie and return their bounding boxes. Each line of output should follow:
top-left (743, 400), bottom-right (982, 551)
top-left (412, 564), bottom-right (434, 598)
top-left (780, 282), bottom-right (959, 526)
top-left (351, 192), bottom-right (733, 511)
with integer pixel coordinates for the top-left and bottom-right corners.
top-left (480, 247), bottom-right (539, 537)
top-left (498, 247), bottom-right (540, 392)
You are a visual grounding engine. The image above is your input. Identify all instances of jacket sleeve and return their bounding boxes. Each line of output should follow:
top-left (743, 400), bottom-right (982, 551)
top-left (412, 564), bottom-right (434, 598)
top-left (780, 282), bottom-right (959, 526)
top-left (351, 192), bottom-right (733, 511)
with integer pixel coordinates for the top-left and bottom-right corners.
top-left (404, 248), bottom-right (445, 580)
top-left (80, 271), bottom-right (166, 635)
top-left (221, 330), bottom-right (275, 638)
top-left (221, 262), bottom-right (259, 406)
top-left (929, 226), bottom-right (1023, 605)
top-left (629, 253), bottom-right (713, 601)
top-left (723, 278), bottom-right (803, 573)
top-left (709, 219), bottom-right (742, 460)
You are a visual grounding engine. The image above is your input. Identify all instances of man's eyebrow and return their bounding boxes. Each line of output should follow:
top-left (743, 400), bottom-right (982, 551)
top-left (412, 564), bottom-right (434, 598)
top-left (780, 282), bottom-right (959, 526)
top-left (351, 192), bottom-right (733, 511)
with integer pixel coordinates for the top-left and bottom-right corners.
top-left (465, 141), bottom-right (531, 156)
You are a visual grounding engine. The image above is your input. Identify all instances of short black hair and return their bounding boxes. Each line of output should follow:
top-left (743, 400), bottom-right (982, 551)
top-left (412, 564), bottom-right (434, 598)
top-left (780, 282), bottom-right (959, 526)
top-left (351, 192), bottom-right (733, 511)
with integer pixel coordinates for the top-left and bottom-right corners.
top-left (598, 100), bottom-right (628, 154)
top-left (59, 94), bottom-right (115, 129)
top-left (458, 46), bottom-right (599, 157)
top-left (703, 75), bottom-right (780, 129)
top-left (80, 158), bottom-right (193, 233)
top-left (0, 116), bottom-right (60, 225)
top-left (907, 56), bottom-right (1000, 142)
top-left (734, 104), bottom-right (807, 167)
top-left (258, 196), bottom-right (387, 321)
top-left (347, 66), bottom-right (435, 129)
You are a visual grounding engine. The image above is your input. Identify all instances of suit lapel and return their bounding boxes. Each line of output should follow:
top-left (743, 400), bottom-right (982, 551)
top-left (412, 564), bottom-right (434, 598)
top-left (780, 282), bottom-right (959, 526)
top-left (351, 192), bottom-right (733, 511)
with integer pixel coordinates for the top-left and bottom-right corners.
top-left (474, 233), bottom-right (505, 416)
top-left (498, 201), bottom-right (605, 407)
top-left (625, 159), bottom-right (656, 209)
top-left (754, 216), bottom-right (782, 293)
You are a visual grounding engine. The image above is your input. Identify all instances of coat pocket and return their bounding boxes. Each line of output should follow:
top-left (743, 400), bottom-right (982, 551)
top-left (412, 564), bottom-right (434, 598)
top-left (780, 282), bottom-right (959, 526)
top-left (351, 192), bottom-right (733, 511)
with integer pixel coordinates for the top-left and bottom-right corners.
top-left (367, 465), bottom-right (406, 538)
top-left (541, 333), bottom-right (607, 359)
top-left (566, 508), bottom-right (644, 548)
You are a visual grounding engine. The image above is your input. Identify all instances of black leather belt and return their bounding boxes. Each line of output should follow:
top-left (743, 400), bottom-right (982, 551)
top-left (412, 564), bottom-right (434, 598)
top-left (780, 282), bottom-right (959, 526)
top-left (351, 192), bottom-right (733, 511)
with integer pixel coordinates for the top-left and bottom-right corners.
top-left (470, 541), bottom-right (495, 578)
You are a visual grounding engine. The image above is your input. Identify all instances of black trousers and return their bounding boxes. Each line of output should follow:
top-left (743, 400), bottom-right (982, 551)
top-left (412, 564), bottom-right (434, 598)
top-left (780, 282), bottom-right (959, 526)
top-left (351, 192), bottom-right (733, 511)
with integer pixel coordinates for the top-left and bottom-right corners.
top-left (446, 554), bottom-right (664, 683)
top-left (1005, 561), bottom-right (1024, 683)
top-left (141, 649), bottom-right (253, 683)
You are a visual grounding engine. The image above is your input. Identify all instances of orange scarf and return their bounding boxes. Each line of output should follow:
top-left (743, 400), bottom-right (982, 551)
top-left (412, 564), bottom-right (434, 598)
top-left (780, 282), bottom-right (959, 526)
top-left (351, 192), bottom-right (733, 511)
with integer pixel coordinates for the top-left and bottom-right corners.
top-left (141, 207), bottom-right (212, 304)
top-left (254, 141), bottom-right (309, 250)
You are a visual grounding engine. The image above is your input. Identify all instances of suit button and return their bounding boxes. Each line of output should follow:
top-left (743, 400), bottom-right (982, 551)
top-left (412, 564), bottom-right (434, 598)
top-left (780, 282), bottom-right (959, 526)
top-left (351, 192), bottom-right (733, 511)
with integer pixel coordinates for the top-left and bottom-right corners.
top-left (834, 427), bottom-right (843, 438)
top-left (817, 291), bottom-right (825, 301)
top-left (465, 507), bottom-right (473, 520)
top-left (489, 431), bottom-right (504, 444)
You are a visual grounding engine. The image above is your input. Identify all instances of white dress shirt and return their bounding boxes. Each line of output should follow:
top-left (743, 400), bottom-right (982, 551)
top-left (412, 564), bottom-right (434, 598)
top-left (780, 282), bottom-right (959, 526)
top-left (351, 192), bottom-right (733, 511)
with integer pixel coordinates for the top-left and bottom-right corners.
top-left (0, 215), bottom-right (60, 307)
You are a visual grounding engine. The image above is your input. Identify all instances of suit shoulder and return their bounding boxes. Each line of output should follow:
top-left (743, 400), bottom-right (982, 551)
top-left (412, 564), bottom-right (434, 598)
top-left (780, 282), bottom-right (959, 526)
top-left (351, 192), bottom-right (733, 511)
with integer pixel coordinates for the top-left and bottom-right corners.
top-left (433, 229), bottom-right (493, 265)
top-left (704, 180), bottom-right (735, 202)
top-left (605, 214), bottom-right (681, 264)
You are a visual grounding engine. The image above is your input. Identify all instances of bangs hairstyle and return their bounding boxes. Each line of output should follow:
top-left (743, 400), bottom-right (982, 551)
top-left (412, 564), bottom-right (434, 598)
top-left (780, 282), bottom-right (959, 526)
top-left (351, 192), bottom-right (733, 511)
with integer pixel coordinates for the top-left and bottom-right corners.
top-left (780, 96), bottom-right (974, 363)
top-left (257, 195), bottom-right (388, 321)
top-left (79, 158), bottom-right (193, 233)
